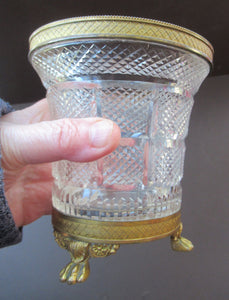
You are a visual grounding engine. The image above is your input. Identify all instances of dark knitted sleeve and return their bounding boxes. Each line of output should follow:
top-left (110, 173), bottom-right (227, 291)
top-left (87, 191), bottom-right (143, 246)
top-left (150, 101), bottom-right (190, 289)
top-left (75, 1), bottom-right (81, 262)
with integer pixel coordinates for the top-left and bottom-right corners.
top-left (0, 99), bottom-right (22, 248)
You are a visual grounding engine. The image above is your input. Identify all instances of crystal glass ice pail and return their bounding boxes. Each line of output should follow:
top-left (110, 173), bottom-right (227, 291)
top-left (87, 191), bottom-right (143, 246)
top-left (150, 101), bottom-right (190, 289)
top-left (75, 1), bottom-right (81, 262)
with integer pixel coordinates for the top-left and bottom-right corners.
top-left (29, 16), bottom-right (213, 284)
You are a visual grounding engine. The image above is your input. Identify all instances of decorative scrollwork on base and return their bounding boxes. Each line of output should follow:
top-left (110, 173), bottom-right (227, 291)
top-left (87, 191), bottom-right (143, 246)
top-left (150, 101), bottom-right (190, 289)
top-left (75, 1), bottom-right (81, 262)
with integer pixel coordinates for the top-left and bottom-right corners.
top-left (53, 212), bottom-right (192, 284)
top-left (54, 231), bottom-right (119, 285)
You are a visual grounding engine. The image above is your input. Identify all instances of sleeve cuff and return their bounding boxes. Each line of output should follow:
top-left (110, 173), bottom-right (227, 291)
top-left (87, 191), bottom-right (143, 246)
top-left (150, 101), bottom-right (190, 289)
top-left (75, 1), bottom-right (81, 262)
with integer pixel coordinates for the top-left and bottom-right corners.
top-left (0, 99), bottom-right (23, 248)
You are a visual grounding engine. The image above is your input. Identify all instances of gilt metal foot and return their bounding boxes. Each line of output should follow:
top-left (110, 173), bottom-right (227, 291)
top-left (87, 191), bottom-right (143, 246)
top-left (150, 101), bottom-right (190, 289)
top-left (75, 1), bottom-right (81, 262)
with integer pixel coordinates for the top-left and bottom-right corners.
top-left (170, 223), bottom-right (194, 252)
top-left (54, 231), bottom-right (119, 284)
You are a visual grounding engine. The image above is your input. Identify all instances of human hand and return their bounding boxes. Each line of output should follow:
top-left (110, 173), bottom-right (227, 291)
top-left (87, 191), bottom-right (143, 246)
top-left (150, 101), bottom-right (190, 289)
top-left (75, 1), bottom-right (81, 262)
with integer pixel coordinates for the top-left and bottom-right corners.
top-left (0, 99), bottom-right (120, 227)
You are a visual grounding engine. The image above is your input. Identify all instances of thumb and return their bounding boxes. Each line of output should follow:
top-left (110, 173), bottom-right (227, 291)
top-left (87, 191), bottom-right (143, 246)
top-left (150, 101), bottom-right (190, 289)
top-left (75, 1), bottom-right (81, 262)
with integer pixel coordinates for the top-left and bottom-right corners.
top-left (1, 118), bottom-right (120, 167)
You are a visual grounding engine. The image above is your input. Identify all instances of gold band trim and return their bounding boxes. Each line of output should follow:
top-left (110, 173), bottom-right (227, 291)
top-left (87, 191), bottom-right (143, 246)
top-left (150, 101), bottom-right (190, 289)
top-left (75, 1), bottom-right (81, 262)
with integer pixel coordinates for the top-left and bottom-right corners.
top-left (29, 16), bottom-right (213, 64)
top-left (52, 209), bottom-right (181, 244)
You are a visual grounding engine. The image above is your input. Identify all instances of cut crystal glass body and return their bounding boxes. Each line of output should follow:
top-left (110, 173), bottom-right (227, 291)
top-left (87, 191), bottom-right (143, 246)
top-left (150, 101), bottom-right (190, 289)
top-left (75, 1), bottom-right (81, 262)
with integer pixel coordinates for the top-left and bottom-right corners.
top-left (31, 40), bottom-right (210, 221)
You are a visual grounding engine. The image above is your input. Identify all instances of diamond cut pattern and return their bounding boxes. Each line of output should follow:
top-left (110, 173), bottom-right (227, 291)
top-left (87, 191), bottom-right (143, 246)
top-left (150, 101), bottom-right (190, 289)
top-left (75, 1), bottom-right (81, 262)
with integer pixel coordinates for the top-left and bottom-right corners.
top-left (53, 160), bottom-right (98, 188)
top-left (102, 143), bottom-right (145, 186)
top-left (150, 142), bottom-right (185, 186)
top-left (32, 41), bottom-right (209, 93)
top-left (37, 40), bottom-right (210, 220)
top-left (48, 82), bottom-right (97, 119)
top-left (98, 85), bottom-right (155, 136)
top-left (156, 90), bottom-right (194, 139)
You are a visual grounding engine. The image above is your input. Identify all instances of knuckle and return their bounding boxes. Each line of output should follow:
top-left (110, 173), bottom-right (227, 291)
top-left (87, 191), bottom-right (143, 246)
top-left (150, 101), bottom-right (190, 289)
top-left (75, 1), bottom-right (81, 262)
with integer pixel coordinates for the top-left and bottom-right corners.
top-left (55, 119), bottom-right (79, 155)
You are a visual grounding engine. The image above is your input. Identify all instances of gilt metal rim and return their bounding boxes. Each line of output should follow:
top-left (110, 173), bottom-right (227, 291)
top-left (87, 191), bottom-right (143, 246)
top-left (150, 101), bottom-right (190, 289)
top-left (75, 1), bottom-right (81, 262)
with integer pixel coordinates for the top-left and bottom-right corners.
top-left (29, 15), bottom-right (213, 65)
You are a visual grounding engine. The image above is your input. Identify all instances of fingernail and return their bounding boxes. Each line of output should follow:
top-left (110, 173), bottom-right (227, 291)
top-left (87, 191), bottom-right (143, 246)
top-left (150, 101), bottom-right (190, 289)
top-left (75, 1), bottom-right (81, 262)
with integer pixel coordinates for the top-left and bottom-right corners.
top-left (90, 120), bottom-right (114, 148)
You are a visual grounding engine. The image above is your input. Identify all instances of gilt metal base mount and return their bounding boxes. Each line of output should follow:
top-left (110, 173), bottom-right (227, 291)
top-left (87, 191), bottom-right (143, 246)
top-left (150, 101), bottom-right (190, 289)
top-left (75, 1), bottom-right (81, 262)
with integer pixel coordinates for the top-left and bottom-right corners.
top-left (52, 209), bottom-right (193, 284)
